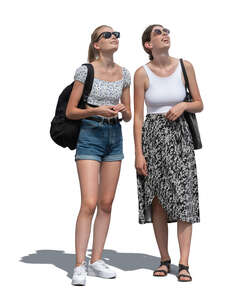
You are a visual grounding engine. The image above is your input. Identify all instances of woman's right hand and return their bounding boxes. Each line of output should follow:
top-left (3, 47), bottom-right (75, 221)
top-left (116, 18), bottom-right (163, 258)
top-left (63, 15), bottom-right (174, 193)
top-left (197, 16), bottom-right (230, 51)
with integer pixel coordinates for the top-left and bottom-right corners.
top-left (96, 105), bottom-right (118, 118)
top-left (135, 154), bottom-right (148, 176)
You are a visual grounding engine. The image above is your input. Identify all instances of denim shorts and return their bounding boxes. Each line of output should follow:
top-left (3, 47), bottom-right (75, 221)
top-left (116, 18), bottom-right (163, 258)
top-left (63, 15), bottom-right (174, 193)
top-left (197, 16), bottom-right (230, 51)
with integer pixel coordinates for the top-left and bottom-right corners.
top-left (75, 118), bottom-right (124, 162)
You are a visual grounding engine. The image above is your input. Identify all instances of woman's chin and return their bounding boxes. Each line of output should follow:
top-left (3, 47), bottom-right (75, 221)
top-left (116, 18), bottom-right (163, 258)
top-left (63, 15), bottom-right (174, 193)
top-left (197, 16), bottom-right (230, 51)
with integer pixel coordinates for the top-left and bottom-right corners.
top-left (106, 46), bottom-right (119, 54)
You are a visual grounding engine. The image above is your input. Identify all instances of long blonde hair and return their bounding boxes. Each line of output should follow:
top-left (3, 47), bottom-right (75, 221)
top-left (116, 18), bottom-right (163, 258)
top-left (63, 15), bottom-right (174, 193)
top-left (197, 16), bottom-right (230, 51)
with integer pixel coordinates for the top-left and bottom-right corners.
top-left (88, 25), bottom-right (111, 62)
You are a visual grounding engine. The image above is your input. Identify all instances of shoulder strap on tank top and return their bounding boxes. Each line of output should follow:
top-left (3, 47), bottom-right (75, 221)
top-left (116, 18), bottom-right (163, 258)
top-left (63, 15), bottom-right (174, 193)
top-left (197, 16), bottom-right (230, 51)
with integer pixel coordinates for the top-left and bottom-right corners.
top-left (143, 64), bottom-right (153, 80)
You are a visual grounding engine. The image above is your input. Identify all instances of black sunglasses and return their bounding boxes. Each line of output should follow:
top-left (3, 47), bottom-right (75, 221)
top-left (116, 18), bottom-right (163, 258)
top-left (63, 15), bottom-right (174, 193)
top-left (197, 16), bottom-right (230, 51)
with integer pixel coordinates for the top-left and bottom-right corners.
top-left (153, 28), bottom-right (170, 36)
top-left (95, 31), bottom-right (120, 42)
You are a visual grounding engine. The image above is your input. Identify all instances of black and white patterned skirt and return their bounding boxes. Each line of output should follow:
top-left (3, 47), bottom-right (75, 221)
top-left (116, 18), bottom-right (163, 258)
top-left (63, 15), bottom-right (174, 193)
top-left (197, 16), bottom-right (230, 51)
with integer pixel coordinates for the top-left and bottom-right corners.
top-left (137, 113), bottom-right (200, 224)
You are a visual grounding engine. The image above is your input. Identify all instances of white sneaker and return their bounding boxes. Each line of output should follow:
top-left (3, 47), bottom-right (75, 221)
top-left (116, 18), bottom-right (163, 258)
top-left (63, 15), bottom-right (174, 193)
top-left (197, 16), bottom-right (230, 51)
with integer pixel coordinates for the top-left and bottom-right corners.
top-left (71, 262), bottom-right (87, 286)
top-left (87, 259), bottom-right (116, 279)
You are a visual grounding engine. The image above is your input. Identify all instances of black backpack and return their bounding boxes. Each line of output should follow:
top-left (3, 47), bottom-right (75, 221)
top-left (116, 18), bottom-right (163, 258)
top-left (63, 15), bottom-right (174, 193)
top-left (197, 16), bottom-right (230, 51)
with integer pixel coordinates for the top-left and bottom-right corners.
top-left (50, 63), bottom-right (94, 150)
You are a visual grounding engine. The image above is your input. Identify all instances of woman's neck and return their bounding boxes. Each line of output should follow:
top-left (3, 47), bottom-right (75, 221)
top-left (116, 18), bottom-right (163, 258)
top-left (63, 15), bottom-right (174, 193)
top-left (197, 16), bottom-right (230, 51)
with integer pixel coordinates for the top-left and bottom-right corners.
top-left (95, 53), bottom-right (115, 69)
top-left (150, 51), bottom-right (172, 67)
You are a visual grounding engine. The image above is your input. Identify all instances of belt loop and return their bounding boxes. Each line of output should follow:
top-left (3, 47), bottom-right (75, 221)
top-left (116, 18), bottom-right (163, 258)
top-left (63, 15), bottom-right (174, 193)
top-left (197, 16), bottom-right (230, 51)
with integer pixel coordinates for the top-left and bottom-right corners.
top-left (100, 116), bottom-right (104, 125)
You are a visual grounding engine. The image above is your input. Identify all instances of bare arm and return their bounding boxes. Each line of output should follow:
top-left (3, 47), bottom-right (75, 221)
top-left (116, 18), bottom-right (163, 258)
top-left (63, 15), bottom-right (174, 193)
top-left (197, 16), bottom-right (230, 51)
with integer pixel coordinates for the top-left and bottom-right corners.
top-left (65, 81), bottom-right (98, 119)
top-left (184, 60), bottom-right (204, 113)
top-left (120, 86), bottom-right (132, 122)
top-left (133, 67), bottom-right (145, 155)
top-left (133, 67), bottom-right (148, 176)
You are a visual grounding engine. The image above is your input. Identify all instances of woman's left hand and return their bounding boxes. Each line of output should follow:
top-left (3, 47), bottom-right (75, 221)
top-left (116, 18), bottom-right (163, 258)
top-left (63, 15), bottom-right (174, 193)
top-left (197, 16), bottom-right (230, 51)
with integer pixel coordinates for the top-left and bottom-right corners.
top-left (113, 104), bottom-right (127, 113)
top-left (165, 102), bottom-right (187, 121)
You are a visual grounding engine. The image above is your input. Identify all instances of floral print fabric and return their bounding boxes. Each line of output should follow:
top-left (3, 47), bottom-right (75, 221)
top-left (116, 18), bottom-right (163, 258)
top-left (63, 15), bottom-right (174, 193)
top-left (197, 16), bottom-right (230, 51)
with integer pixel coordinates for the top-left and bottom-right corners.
top-left (74, 65), bottom-right (131, 106)
top-left (137, 113), bottom-right (200, 224)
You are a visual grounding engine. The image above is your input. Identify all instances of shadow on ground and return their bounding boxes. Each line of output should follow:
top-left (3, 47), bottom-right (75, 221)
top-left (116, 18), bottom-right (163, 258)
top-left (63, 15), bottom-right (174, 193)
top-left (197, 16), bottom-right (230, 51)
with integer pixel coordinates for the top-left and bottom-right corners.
top-left (20, 249), bottom-right (178, 279)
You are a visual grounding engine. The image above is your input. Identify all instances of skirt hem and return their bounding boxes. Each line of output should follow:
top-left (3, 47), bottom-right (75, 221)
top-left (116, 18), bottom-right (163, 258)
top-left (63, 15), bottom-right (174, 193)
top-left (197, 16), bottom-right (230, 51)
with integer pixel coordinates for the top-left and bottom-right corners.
top-left (139, 217), bottom-right (200, 225)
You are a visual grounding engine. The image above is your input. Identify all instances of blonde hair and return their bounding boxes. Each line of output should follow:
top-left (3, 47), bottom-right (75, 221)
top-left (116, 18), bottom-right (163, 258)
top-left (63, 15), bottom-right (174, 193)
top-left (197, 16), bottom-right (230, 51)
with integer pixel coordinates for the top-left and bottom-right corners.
top-left (88, 25), bottom-right (112, 62)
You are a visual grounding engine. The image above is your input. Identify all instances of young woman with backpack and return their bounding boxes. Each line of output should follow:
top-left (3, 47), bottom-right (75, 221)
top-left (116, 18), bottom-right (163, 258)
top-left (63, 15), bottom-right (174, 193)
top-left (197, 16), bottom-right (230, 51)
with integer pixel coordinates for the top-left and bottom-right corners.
top-left (65, 25), bottom-right (131, 286)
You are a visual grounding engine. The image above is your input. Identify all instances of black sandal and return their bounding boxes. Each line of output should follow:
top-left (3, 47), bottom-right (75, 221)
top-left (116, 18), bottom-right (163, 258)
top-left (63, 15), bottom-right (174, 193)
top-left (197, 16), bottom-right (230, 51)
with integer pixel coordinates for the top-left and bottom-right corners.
top-left (178, 264), bottom-right (192, 282)
top-left (153, 259), bottom-right (171, 277)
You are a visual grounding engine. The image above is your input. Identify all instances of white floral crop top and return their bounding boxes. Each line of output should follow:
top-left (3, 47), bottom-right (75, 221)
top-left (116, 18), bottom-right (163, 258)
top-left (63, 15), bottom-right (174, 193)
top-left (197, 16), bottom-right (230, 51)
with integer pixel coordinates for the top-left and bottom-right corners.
top-left (74, 65), bottom-right (131, 106)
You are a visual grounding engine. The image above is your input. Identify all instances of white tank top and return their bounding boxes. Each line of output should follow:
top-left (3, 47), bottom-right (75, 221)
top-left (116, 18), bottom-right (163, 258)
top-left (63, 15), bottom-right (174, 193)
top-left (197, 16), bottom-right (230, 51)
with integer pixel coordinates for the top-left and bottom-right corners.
top-left (143, 60), bottom-right (186, 114)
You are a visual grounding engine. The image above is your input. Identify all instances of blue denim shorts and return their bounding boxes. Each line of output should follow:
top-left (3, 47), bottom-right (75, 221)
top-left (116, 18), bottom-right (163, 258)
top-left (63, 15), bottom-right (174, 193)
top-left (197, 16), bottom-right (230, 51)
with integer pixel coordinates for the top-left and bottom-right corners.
top-left (75, 118), bottom-right (124, 162)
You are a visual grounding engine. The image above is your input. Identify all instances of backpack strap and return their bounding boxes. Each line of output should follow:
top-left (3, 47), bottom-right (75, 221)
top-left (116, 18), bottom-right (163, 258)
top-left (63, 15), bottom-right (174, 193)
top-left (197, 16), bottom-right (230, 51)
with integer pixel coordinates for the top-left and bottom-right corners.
top-left (81, 63), bottom-right (95, 105)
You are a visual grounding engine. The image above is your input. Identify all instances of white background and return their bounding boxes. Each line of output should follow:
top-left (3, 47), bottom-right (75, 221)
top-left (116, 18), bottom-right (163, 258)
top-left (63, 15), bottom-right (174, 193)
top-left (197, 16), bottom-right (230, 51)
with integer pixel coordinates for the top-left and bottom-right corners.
top-left (1, 0), bottom-right (230, 298)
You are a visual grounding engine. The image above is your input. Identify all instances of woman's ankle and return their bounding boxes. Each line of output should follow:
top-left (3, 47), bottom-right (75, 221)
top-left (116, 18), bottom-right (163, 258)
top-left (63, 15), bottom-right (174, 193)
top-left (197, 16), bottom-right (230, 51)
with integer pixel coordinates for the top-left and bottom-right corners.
top-left (160, 255), bottom-right (171, 261)
top-left (179, 259), bottom-right (189, 266)
top-left (90, 257), bottom-right (101, 264)
top-left (75, 260), bottom-right (86, 267)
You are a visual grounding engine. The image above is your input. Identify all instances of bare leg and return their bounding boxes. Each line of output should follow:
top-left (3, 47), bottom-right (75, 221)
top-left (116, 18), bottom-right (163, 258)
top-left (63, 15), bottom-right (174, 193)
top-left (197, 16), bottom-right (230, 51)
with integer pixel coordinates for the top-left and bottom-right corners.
top-left (75, 160), bottom-right (100, 267)
top-left (152, 196), bottom-right (171, 275)
top-left (90, 161), bottom-right (121, 263)
top-left (177, 220), bottom-right (192, 281)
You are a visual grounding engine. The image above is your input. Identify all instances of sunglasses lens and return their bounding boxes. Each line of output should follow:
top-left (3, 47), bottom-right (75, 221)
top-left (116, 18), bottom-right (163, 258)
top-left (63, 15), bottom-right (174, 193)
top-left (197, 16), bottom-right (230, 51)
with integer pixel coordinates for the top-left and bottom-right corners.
top-left (113, 32), bottom-right (120, 38)
top-left (104, 32), bottom-right (112, 39)
top-left (154, 29), bottom-right (162, 35)
top-left (163, 28), bottom-right (170, 34)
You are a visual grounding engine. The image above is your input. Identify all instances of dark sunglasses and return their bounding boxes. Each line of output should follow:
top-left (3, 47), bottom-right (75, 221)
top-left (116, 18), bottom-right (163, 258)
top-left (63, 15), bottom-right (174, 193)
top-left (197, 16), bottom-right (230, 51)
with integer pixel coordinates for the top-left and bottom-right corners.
top-left (95, 31), bottom-right (120, 42)
top-left (153, 28), bottom-right (170, 36)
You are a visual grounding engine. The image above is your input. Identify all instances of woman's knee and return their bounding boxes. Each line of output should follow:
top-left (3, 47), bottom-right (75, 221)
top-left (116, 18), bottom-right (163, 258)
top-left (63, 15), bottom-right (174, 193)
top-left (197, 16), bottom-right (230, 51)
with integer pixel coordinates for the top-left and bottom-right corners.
top-left (98, 199), bottom-right (113, 214)
top-left (80, 201), bottom-right (97, 216)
